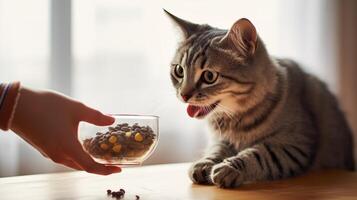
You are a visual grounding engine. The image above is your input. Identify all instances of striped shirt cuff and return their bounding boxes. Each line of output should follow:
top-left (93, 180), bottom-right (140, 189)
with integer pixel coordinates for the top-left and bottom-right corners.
top-left (0, 82), bottom-right (21, 131)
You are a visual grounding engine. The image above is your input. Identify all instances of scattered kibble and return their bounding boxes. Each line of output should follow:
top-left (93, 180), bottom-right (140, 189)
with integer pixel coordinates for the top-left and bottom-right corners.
top-left (106, 188), bottom-right (139, 200)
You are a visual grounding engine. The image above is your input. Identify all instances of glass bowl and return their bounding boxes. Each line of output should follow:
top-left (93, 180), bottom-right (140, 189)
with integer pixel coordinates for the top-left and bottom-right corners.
top-left (78, 114), bottom-right (159, 166)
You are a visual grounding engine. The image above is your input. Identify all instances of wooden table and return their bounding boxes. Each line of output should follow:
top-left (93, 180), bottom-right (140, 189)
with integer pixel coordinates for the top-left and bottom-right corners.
top-left (1, 163), bottom-right (357, 200)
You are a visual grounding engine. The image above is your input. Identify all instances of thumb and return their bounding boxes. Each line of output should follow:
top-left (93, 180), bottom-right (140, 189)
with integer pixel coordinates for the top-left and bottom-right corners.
top-left (79, 104), bottom-right (114, 126)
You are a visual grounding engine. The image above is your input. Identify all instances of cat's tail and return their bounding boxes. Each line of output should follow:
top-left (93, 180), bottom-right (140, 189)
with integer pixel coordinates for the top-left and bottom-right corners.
top-left (302, 69), bottom-right (355, 170)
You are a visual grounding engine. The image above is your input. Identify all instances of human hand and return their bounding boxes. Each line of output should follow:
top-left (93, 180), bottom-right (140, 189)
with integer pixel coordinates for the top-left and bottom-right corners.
top-left (10, 87), bottom-right (121, 175)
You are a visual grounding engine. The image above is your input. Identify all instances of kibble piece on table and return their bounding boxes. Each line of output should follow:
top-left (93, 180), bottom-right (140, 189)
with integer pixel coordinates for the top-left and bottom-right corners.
top-left (106, 188), bottom-right (134, 199)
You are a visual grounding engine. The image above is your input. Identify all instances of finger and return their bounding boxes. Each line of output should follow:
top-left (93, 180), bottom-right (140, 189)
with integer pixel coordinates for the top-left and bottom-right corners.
top-left (70, 143), bottom-right (121, 175)
top-left (79, 104), bottom-right (115, 126)
top-left (72, 153), bottom-right (121, 175)
top-left (61, 159), bottom-right (82, 170)
top-left (46, 154), bottom-right (82, 171)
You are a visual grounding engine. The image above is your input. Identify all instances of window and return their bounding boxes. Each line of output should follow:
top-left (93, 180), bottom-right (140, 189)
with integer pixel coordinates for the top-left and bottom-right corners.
top-left (0, 0), bottom-right (49, 88)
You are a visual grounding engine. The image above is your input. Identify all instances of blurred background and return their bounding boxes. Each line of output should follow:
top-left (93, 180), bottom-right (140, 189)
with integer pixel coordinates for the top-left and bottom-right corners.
top-left (0, 0), bottom-right (356, 177)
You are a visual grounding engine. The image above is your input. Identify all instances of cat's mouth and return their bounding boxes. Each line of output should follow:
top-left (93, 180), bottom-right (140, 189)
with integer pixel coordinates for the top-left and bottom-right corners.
top-left (187, 101), bottom-right (219, 118)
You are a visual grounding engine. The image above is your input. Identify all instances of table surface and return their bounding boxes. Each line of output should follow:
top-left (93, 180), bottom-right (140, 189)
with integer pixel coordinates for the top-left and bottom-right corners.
top-left (1, 163), bottom-right (357, 200)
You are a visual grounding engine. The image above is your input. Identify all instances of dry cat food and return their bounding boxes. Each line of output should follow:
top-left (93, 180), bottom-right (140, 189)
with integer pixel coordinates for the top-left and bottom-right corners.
top-left (106, 188), bottom-right (140, 199)
top-left (83, 123), bottom-right (155, 160)
top-left (107, 188), bottom-right (125, 199)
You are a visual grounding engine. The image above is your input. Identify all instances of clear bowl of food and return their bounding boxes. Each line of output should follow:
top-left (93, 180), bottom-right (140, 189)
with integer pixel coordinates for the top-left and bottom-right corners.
top-left (78, 114), bottom-right (159, 166)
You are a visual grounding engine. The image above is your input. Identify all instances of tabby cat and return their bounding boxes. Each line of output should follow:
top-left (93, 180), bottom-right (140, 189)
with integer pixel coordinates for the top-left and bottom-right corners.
top-left (165, 10), bottom-right (355, 188)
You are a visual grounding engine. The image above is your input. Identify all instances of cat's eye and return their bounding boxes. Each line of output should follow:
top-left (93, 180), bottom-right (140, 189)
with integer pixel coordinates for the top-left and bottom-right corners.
top-left (174, 64), bottom-right (184, 78)
top-left (202, 70), bottom-right (218, 84)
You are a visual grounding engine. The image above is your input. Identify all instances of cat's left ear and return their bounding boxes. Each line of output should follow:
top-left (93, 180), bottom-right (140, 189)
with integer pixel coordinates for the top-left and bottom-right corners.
top-left (164, 9), bottom-right (199, 39)
top-left (220, 18), bottom-right (258, 57)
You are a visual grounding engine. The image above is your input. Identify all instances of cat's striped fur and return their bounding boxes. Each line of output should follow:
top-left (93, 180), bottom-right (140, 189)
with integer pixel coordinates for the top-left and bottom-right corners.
top-left (165, 10), bottom-right (355, 188)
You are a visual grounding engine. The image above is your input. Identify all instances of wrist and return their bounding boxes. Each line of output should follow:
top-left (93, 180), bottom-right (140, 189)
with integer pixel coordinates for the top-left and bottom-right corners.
top-left (0, 82), bottom-right (21, 131)
top-left (10, 87), bottom-right (37, 132)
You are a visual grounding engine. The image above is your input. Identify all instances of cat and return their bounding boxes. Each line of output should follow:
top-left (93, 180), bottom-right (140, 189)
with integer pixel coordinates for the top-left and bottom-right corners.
top-left (165, 10), bottom-right (355, 188)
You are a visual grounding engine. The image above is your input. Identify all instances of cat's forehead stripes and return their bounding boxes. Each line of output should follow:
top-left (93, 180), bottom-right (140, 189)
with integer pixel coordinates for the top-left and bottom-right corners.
top-left (179, 29), bottom-right (226, 70)
top-left (186, 33), bottom-right (211, 67)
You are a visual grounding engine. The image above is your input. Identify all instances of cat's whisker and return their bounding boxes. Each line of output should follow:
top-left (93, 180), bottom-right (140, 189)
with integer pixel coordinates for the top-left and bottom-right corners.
top-left (219, 106), bottom-right (235, 120)
top-left (215, 103), bottom-right (232, 114)
top-left (220, 109), bottom-right (234, 120)
top-left (217, 103), bottom-right (235, 116)
top-left (216, 104), bottom-right (235, 120)
top-left (211, 109), bottom-right (223, 138)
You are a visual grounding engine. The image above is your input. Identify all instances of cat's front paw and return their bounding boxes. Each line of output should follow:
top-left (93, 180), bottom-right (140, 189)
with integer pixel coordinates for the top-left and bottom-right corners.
top-left (211, 162), bottom-right (244, 188)
top-left (189, 160), bottom-right (215, 185)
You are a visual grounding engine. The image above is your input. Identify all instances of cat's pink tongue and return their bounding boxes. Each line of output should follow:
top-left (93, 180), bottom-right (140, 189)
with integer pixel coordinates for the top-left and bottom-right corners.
top-left (187, 105), bottom-right (202, 118)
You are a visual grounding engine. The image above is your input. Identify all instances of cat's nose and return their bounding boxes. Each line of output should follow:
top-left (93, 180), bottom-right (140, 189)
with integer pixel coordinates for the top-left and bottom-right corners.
top-left (181, 94), bottom-right (192, 102)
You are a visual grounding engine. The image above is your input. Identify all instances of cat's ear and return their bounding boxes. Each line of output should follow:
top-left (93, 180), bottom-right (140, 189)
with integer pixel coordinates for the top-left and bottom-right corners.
top-left (220, 18), bottom-right (257, 57)
top-left (164, 9), bottom-right (199, 39)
